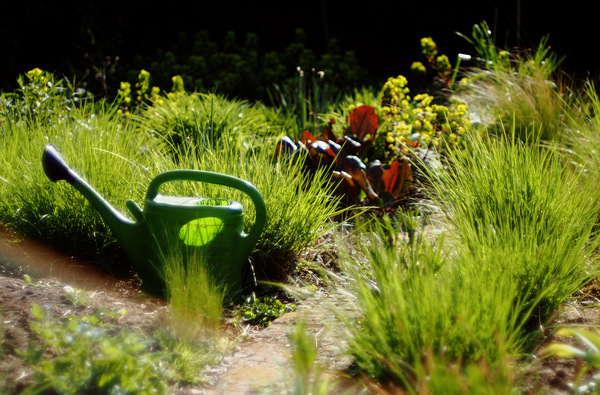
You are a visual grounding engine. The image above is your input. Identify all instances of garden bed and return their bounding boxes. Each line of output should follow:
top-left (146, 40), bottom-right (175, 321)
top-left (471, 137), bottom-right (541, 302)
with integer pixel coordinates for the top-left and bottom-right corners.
top-left (2, 249), bottom-right (600, 394)
top-left (4, 22), bottom-right (600, 393)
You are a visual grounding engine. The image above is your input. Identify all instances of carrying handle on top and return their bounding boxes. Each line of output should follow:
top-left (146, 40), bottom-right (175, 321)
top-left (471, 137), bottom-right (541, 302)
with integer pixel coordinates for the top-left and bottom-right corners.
top-left (146, 170), bottom-right (266, 245)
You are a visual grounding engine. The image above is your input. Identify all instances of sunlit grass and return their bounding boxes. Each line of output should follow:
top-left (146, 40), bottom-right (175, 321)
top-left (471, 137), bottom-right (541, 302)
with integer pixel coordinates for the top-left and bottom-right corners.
top-left (322, 123), bottom-right (600, 392)
top-left (429, 127), bottom-right (600, 321)
top-left (0, 102), bottom-right (149, 259)
top-left (562, 81), bottom-right (600, 179)
top-left (161, 250), bottom-right (225, 336)
top-left (456, 21), bottom-right (570, 143)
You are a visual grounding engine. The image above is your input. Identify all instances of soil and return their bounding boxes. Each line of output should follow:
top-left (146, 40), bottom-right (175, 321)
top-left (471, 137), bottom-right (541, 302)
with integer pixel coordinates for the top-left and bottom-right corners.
top-left (2, 228), bottom-right (600, 394)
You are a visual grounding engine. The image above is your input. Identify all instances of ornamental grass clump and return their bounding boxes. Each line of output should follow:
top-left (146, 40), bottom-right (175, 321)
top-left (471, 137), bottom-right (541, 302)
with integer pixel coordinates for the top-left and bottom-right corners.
top-left (429, 127), bottom-right (600, 322)
top-left (331, 124), bottom-right (600, 391)
top-left (456, 22), bottom-right (570, 143)
top-left (334, 217), bottom-right (519, 389)
top-left (160, 248), bottom-right (225, 337)
top-left (133, 89), bottom-right (274, 160)
top-left (0, 96), bottom-right (148, 260)
top-left (561, 81), bottom-right (600, 179)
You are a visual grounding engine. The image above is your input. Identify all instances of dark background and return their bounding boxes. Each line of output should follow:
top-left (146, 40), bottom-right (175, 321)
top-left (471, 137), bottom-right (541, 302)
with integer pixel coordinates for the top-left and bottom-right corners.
top-left (1, 1), bottom-right (597, 96)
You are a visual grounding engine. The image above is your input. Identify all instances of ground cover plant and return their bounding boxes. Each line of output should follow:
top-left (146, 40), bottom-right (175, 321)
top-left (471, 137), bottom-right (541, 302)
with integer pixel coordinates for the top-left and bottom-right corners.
top-left (23, 303), bottom-right (168, 394)
top-left (3, 20), bottom-right (600, 393)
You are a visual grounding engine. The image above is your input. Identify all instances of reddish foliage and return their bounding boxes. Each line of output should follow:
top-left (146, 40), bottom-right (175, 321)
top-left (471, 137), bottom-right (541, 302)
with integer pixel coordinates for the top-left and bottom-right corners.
top-left (381, 159), bottom-right (413, 198)
top-left (274, 105), bottom-right (414, 206)
top-left (347, 105), bottom-right (378, 141)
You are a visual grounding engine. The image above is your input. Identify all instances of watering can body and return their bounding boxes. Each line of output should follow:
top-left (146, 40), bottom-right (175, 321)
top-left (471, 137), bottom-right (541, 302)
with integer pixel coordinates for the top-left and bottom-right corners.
top-left (42, 144), bottom-right (266, 300)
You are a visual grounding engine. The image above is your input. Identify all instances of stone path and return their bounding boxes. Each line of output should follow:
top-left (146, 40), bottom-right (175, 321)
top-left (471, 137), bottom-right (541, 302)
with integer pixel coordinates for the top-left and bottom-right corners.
top-left (197, 297), bottom-right (356, 394)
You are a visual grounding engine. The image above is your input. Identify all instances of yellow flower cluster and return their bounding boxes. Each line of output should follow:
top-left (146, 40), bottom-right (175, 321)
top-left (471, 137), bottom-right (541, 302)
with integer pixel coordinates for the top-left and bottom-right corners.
top-left (136, 69), bottom-right (151, 103)
top-left (116, 82), bottom-right (132, 116)
top-left (418, 36), bottom-right (456, 82)
top-left (421, 37), bottom-right (437, 60)
top-left (170, 75), bottom-right (185, 95)
top-left (25, 68), bottom-right (51, 93)
top-left (26, 68), bottom-right (44, 80)
top-left (118, 82), bottom-right (131, 104)
top-left (377, 75), bottom-right (471, 160)
top-left (410, 62), bottom-right (427, 74)
top-left (116, 70), bottom-right (185, 116)
top-left (436, 55), bottom-right (452, 78)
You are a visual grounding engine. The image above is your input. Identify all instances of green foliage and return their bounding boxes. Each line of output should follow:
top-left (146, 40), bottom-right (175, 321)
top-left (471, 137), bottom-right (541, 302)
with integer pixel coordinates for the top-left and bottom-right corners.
top-left (267, 66), bottom-right (342, 138)
top-left (134, 89), bottom-right (274, 159)
top-left (2, 27), bottom-right (598, 392)
top-left (0, 68), bottom-right (92, 127)
top-left (236, 292), bottom-right (296, 327)
top-left (23, 304), bottom-right (168, 394)
top-left (428, 127), bottom-right (600, 321)
top-left (161, 249), bottom-right (225, 335)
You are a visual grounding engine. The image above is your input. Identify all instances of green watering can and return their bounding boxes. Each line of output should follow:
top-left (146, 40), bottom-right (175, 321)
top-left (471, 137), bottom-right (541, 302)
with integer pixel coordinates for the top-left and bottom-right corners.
top-left (41, 144), bottom-right (266, 300)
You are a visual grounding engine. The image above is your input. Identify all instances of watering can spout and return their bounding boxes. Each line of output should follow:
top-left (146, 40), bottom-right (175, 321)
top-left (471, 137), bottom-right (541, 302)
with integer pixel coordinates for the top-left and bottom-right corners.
top-left (41, 145), bottom-right (142, 263)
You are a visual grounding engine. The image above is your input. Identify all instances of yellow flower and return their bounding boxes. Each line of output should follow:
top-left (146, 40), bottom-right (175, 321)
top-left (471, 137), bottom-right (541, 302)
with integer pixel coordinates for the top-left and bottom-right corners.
top-left (27, 68), bottom-right (43, 78)
top-left (171, 75), bottom-right (185, 94)
top-left (420, 37), bottom-right (437, 58)
top-left (411, 61), bottom-right (426, 73)
top-left (436, 55), bottom-right (451, 76)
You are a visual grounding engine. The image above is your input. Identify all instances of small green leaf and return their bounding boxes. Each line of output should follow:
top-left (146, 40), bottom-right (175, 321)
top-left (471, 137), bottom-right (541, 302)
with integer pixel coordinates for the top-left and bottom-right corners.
top-left (31, 303), bottom-right (44, 320)
top-left (544, 343), bottom-right (587, 359)
top-left (67, 320), bottom-right (79, 332)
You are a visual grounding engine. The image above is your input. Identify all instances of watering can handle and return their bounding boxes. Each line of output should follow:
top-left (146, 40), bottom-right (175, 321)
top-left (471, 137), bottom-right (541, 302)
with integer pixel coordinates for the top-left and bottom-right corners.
top-left (146, 170), bottom-right (267, 244)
